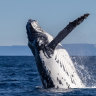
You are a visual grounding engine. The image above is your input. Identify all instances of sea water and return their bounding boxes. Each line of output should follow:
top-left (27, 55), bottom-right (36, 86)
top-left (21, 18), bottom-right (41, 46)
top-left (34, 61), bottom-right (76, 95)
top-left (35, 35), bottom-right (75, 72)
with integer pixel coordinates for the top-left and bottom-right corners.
top-left (0, 56), bottom-right (96, 96)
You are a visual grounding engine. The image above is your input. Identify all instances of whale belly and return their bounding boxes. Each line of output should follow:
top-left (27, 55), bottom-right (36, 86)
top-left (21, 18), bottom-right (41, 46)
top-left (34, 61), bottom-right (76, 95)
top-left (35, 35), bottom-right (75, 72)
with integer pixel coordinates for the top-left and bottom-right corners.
top-left (40, 47), bottom-right (85, 89)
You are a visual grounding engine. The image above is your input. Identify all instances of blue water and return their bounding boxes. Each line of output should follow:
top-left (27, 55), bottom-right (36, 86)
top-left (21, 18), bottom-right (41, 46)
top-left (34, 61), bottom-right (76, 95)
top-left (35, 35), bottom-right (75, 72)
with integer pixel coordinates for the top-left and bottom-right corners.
top-left (0, 56), bottom-right (96, 96)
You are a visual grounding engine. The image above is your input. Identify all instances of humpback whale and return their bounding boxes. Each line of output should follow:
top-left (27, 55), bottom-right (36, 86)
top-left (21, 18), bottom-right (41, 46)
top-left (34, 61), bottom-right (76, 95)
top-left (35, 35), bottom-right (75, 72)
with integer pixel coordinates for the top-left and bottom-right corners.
top-left (26, 13), bottom-right (89, 89)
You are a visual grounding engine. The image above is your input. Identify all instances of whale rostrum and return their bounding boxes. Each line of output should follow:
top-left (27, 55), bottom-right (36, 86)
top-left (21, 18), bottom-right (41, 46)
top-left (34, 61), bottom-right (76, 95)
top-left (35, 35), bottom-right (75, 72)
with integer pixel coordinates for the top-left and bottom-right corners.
top-left (26, 13), bottom-right (89, 89)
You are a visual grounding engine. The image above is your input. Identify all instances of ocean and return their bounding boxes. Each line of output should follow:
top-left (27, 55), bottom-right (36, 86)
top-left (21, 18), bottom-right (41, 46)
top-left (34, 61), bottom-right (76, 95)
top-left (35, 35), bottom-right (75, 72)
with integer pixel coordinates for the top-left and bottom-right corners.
top-left (0, 56), bottom-right (96, 96)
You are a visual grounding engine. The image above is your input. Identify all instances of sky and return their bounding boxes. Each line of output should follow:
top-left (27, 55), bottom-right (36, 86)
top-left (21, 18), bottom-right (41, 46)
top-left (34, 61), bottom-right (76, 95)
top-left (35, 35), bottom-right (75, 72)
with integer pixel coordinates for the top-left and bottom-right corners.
top-left (0, 0), bottom-right (96, 46)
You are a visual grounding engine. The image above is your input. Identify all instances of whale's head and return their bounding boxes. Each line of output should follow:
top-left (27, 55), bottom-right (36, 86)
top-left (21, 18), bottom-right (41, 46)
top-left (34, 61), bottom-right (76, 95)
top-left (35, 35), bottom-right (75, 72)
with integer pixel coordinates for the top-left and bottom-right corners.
top-left (26, 19), bottom-right (51, 54)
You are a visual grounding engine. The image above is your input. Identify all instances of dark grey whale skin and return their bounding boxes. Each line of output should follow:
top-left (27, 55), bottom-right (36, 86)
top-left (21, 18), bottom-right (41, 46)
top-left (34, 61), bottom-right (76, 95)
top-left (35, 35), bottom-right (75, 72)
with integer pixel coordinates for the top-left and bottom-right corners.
top-left (26, 13), bottom-right (89, 88)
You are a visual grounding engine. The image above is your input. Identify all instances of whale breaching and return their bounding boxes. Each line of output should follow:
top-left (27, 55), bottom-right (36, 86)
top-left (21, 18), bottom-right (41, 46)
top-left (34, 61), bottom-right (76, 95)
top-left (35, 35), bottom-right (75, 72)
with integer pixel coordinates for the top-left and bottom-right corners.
top-left (26, 14), bottom-right (89, 89)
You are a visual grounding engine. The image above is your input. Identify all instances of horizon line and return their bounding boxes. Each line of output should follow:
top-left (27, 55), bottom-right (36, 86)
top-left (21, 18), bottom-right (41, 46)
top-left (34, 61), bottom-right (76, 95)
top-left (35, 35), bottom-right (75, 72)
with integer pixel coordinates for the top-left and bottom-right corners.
top-left (0, 43), bottom-right (96, 47)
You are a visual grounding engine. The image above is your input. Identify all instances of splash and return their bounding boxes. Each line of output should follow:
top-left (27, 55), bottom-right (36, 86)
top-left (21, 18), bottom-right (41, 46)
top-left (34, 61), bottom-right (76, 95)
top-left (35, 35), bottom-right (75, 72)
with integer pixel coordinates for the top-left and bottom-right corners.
top-left (72, 56), bottom-right (96, 88)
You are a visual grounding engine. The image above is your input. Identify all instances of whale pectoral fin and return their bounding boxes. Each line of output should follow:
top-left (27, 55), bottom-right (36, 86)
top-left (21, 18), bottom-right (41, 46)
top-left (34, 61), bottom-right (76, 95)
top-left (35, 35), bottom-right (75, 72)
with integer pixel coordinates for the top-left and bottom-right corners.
top-left (48, 13), bottom-right (90, 50)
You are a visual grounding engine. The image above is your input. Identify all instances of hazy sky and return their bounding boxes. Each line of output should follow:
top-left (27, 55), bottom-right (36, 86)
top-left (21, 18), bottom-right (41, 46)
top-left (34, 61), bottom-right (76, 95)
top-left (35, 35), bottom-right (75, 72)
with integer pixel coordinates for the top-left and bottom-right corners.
top-left (0, 0), bottom-right (96, 46)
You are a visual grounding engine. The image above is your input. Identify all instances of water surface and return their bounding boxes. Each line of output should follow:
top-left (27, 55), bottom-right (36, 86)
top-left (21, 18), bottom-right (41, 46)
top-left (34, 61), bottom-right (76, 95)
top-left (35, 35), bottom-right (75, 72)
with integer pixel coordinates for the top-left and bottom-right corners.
top-left (0, 56), bottom-right (96, 96)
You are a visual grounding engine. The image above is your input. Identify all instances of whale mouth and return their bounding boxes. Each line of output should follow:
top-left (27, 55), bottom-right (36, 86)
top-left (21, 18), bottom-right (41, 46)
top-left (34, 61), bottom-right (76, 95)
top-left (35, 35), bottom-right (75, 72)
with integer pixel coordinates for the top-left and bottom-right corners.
top-left (28, 19), bottom-right (36, 23)
top-left (26, 19), bottom-right (37, 30)
top-left (27, 19), bottom-right (43, 32)
top-left (26, 19), bottom-right (45, 42)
